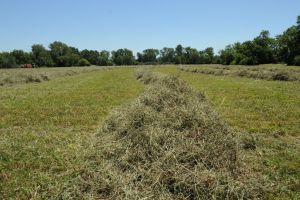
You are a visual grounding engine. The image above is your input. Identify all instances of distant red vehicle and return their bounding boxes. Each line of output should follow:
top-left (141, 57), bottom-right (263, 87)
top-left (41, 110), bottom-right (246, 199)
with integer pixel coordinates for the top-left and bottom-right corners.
top-left (21, 64), bottom-right (35, 68)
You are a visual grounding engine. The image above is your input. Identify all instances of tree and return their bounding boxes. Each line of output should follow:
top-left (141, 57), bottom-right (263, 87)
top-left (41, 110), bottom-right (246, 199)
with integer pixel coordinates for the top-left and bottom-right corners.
top-left (184, 47), bottom-right (201, 64)
top-left (0, 52), bottom-right (17, 68)
top-left (175, 44), bottom-right (185, 64)
top-left (111, 49), bottom-right (134, 65)
top-left (204, 47), bottom-right (214, 63)
top-left (295, 15), bottom-right (300, 65)
top-left (219, 45), bottom-right (236, 65)
top-left (11, 50), bottom-right (31, 64)
top-left (276, 27), bottom-right (298, 65)
top-left (49, 41), bottom-right (69, 66)
top-left (31, 44), bottom-right (54, 67)
top-left (80, 49), bottom-right (100, 65)
top-left (198, 47), bottom-right (214, 64)
top-left (219, 30), bottom-right (276, 65)
top-left (98, 50), bottom-right (112, 66)
top-left (137, 49), bottom-right (159, 64)
top-left (252, 30), bottom-right (276, 64)
top-left (49, 41), bottom-right (80, 66)
top-left (159, 47), bottom-right (175, 64)
top-left (78, 58), bottom-right (91, 66)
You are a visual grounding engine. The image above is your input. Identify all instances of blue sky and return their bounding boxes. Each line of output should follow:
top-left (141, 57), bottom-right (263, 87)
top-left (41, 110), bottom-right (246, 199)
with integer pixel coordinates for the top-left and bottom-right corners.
top-left (0, 0), bottom-right (299, 53)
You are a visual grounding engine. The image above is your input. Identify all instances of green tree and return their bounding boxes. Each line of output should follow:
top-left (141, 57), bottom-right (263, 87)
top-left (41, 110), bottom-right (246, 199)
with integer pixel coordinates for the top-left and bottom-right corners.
top-left (184, 47), bottom-right (201, 64)
top-left (137, 49), bottom-right (159, 64)
top-left (98, 50), bottom-right (111, 66)
top-left (204, 47), bottom-right (214, 63)
top-left (0, 52), bottom-right (17, 68)
top-left (295, 15), bottom-right (300, 65)
top-left (219, 45), bottom-right (236, 65)
top-left (31, 44), bottom-right (54, 67)
top-left (111, 49), bottom-right (134, 65)
top-left (49, 41), bottom-right (80, 66)
top-left (78, 58), bottom-right (91, 66)
top-left (199, 47), bottom-right (214, 64)
top-left (159, 47), bottom-right (175, 64)
top-left (175, 44), bottom-right (185, 64)
top-left (276, 27), bottom-right (298, 65)
top-left (11, 50), bottom-right (31, 64)
top-left (49, 41), bottom-right (69, 66)
top-left (253, 30), bottom-right (276, 64)
top-left (80, 49), bottom-right (100, 65)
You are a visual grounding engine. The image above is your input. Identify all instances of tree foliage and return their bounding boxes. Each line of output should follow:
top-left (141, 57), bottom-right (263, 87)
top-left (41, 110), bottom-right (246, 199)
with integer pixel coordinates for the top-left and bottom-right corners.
top-left (0, 52), bottom-right (17, 68)
top-left (137, 49), bottom-right (159, 64)
top-left (49, 41), bottom-right (80, 67)
top-left (159, 47), bottom-right (176, 64)
top-left (0, 16), bottom-right (299, 68)
top-left (31, 44), bottom-right (54, 67)
top-left (78, 58), bottom-right (91, 66)
top-left (112, 49), bottom-right (135, 65)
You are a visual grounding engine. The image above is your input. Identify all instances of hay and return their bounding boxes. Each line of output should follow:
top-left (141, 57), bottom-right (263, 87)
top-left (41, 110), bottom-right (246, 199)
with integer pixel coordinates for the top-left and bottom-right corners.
top-left (92, 70), bottom-right (268, 199)
top-left (0, 67), bottom-right (103, 86)
top-left (179, 65), bottom-right (300, 81)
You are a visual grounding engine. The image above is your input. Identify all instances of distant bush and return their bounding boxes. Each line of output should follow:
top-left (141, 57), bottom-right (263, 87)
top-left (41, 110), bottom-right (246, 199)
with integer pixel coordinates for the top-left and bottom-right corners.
top-left (239, 57), bottom-right (254, 65)
top-left (0, 53), bottom-right (18, 68)
top-left (294, 55), bottom-right (300, 66)
top-left (78, 58), bottom-right (91, 66)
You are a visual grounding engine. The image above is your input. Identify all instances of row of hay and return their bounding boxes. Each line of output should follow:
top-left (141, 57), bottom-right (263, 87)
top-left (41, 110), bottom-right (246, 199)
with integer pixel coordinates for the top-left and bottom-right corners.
top-left (178, 66), bottom-right (300, 81)
top-left (0, 67), bottom-right (105, 86)
top-left (89, 69), bottom-right (269, 199)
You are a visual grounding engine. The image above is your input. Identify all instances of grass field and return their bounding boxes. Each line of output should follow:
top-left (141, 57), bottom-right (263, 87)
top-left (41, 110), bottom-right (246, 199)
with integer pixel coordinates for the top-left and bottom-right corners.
top-left (179, 64), bottom-right (300, 81)
top-left (1, 66), bottom-right (299, 199)
top-left (0, 66), bottom-right (107, 86)
top-left (154, 66), bottom-right (300, 199)
top-left (0, 68), bottom-right (143, 199)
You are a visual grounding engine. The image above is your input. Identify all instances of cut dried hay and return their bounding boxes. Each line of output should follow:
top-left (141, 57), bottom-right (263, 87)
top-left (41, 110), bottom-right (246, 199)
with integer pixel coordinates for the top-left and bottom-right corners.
top-left (91, 70), bottom-right (269, 199)
top-left (178, 65), bottom-right (300, 82)
top-left (0, 67), bottom-right (104, 86)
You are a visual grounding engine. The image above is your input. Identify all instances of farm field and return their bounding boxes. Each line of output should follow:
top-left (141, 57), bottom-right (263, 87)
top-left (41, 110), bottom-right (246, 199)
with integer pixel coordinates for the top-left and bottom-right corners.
top-left (0, 67), bottom-right (144, 199)
top-left (179, 64), bottom-right (300, 81)
top-left (0, 66), bottom-right (110, 86)
top-left (0, 65), bottom-right (300, 199)
top-left (154, 66), bottom-right (300, 199)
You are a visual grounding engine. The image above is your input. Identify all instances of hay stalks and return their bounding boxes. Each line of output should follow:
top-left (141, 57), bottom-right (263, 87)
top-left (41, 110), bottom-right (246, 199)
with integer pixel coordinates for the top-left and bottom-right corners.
top-left (90, 69), bottom-right (269, 199)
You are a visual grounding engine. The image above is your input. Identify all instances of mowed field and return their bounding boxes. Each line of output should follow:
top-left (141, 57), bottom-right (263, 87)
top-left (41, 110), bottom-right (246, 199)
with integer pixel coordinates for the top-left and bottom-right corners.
top-left (0, 68), bottom-right (144, 199)
top-left (1, 65), bottom-right (300, 199)
top-left (154, 66), bottom-right (300, 199)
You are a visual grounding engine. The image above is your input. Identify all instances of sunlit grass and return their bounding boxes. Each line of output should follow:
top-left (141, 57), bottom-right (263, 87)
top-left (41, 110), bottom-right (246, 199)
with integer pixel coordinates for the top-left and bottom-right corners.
top-left (1, 65), bottom-right (299, 199)
top-left (0, 68), bottom-right (143, 199)
top-left (152, 66), bottom-right (300, 199)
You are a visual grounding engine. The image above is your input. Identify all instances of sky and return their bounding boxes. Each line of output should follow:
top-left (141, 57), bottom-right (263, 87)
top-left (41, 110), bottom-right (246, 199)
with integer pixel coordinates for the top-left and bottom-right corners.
top-left (0, 0), bottom-right (299, 53)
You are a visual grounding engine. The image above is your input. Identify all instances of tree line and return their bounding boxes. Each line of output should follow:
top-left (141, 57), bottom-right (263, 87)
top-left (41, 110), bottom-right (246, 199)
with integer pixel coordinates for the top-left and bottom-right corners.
top-left (0, 16), bottom-right (299, 68)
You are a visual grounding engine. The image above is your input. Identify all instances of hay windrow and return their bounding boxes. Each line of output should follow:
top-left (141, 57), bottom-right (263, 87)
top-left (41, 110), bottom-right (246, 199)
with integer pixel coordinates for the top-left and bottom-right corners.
top-left (0, 66), bottom-right (114, 86)
top-left (92, 69), bottom-right (269, 199)
top-left (178, 65), bottom-right (300, 81)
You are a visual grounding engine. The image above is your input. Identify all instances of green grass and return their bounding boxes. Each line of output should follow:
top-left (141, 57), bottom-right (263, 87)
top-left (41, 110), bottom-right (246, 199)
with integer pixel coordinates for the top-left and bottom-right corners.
top-left (1, 65), bottom-right (299, 199)
top-left (153, 66), bottom-right (300, 135)
top-left (0, 67), bottom-right (143, 199)
top-left (0, 66), bottom-right (105, 86)
top-left (152, 66), bottom-right (300, 199)
top-left (179, 64), bottom-right (300, 81)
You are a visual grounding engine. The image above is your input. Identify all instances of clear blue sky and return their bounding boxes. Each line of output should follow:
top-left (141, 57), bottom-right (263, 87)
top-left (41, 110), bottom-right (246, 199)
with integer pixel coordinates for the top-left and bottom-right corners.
top-left (0, 0), bottom-right (299, 53)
